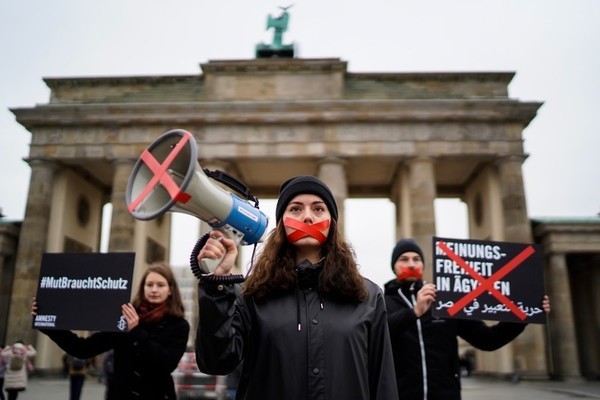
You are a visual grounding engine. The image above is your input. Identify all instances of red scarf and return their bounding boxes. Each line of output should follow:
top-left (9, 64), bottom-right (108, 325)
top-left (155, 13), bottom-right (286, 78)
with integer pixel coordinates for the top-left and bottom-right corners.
top-left (138, 300), bottom-right (169, 325)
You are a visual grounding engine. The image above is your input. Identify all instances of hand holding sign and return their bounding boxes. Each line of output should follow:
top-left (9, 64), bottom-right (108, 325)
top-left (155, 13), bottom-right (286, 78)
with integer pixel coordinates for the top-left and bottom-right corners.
top-left (414, 283), bottom-right (437, 317)
top-left (542, 295), bottom-right (551, 314)
top-left (121, 303), bottom-right (139, 331)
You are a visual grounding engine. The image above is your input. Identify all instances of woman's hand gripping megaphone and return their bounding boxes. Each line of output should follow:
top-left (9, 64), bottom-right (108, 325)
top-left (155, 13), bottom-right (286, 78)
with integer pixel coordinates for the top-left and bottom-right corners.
top-left (197, 230), bottom-right (239, 276)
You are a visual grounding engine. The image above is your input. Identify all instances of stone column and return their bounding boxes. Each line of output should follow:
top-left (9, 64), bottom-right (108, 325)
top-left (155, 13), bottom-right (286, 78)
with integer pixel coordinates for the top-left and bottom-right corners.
top-left (406, 157), bottom-right (437, 280)
top-left (589, 261), bottom-right (600, 374)
top-left (0, 223), bottom-right (19, 343)
top-left (6, 159), bottom-right (57, 345)
top-left (318, 157), bottom-right (347, 235)
top-left (392, 165), bottom-right (411, 239)
top-left (496, 156), bottom-right (548, 376)
top-left (495, 156), bottom-right (531, 242)
top-left (108, 159), bottom-right (136, 252)
top-left (546, 252), bottom-right (581, 379)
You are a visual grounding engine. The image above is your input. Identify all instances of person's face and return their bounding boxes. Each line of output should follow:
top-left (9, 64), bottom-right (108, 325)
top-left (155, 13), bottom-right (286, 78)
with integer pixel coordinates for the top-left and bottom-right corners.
top-left (143, 272), bottom-right (171, 304)
top-left (393, 251), bottom-right (424, 282)
top-left (283, 194), bottom-right (331, 248)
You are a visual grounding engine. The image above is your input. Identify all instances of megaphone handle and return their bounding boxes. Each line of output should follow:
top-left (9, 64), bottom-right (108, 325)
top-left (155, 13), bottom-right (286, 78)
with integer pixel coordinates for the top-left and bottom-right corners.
top-left (197, 227), bottom-right (244, 274)
top-left (200, 256), bottom-right (222, 275)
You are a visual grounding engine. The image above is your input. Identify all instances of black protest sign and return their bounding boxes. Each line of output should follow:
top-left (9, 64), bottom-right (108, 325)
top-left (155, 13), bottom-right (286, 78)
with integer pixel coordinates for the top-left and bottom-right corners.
top-left (432, 237), bottom-right (546, 324)
top-left (33, 252), bottom-right (135, 332)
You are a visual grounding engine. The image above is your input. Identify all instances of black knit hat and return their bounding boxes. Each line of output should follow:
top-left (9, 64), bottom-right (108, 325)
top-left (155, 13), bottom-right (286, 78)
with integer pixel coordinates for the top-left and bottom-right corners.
top-left (275, 176), bottom-right (338, 222)
top-left (391, 238), bottom-right (424, 271)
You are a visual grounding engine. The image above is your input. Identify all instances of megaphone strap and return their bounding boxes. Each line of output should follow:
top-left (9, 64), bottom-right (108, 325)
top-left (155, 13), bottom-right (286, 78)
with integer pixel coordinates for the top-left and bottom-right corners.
top-left (200, 274), bottom-right (246, 285)
top-left (190, 233), bottom-right (211, 278)
top-left (203, 169), bottom-right (259, 206)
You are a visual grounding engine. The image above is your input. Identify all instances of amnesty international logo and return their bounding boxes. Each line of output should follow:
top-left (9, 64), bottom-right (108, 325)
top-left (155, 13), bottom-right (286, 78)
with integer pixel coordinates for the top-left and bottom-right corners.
top-left (117, 316), bottom-right (127, 332)
top-left (34, 314), bottom-right (57, 328)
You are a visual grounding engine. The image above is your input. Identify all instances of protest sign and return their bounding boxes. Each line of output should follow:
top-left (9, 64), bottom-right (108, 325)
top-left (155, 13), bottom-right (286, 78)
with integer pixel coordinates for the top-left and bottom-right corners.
top-left (432, 237), bottom-right (546, 324)
top-left (33, 252), bottom-right (135, 332)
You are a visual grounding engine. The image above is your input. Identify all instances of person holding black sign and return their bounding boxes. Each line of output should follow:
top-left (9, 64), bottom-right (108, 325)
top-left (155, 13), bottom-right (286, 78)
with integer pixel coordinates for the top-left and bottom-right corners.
top-left (384, 238), bottom-right (550, 400)
top-left (194, 176), bottom-right (398, 400)
top-left (32, 263), bottom-right (189, 400)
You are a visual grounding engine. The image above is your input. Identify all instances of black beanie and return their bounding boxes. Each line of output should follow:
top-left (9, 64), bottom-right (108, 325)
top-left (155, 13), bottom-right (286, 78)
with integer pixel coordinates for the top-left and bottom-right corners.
top-left (391, 238), bottom-right (424, 271)
top-left (275, 176), bottom-right (338, 222)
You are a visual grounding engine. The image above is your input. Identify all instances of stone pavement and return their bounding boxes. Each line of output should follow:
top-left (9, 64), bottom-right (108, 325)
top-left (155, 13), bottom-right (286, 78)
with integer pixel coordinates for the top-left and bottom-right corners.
top-left (462, 376), bottom-right (600, 400)
top-left (9, 375), bottom-right (105, 399)
top-left (11, 374), bottom-right (600, 399)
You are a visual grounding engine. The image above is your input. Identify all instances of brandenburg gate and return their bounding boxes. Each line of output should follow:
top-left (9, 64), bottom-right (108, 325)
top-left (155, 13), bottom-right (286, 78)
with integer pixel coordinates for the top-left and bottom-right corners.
top-left (8, 57), bottom-right (548, 376)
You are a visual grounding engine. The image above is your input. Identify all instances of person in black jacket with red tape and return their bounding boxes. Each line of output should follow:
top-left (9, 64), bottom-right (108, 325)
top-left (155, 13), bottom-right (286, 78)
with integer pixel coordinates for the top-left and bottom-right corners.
top-left (384, 238), bottom-right (550, 400)
top-left (32, 263), bottom-right (189, 400)
top-left (194, 175), bottom-right (398, 400)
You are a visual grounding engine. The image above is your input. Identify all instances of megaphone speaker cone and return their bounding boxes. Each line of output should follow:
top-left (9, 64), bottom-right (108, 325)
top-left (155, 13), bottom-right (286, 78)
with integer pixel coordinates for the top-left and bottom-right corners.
top-left (125, 128), bottom-right (269, 247)
top-left (126, 129), bottom-right (197, 220)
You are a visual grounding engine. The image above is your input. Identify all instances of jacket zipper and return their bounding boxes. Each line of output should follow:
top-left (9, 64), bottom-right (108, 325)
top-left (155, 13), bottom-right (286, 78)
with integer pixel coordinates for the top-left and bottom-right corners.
top-left (398, 283), bottom-right (428, 400)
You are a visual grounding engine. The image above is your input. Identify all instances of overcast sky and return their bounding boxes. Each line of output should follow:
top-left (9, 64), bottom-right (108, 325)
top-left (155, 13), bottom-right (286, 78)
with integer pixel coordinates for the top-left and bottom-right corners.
top-left (1, 1), bottom-right (599, 287)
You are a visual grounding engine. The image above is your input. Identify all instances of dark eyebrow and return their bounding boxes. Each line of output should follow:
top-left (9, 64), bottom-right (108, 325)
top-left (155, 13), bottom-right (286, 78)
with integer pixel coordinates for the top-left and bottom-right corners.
top-left (288, 200), bottom-right (326, 206)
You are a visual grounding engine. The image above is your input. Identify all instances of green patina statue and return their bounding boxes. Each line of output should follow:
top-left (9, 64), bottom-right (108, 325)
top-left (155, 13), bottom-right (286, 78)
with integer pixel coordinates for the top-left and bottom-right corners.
top-left (255, 5), bottom-right (295, 58)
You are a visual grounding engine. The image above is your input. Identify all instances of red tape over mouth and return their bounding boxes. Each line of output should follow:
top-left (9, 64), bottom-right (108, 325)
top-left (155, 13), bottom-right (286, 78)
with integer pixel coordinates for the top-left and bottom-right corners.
top-left (284, 218), bottom-right (330, 244)
top-left (397, 266), bottom-right (423, 281)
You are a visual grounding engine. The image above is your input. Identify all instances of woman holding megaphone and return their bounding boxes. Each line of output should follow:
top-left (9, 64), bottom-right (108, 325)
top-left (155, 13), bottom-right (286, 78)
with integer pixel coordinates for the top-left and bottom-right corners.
top-left (31, 263), bottom-right (189, 400)
top-left (194, 175), bottom-right (398, 400)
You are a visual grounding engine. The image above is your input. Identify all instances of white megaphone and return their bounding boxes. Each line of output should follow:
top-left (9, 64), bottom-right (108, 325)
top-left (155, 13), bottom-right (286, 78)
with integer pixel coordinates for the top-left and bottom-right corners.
top-left (125, 129), bottom-right (269, 274)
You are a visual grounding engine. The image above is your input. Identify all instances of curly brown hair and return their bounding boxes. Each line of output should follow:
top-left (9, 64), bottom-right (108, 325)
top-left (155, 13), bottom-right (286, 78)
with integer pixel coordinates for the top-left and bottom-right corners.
top-left (243, 219), bottom-right (368, 302)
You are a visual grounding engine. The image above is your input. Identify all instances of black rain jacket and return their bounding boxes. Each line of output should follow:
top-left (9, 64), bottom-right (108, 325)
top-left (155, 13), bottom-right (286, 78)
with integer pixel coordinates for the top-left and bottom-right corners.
top-left (196, 261), bottom-right (398, 400)
top-left (384, 279), bottom-right (525, 400)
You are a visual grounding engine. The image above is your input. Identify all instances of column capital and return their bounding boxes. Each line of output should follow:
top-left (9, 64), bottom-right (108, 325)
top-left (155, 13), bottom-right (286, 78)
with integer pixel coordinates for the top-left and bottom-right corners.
top-left (493, 154), bottom-right (528, 166)
top-left (111, 157), bottom-right (137, 166)
top-left (24, 157), bottom-right (59, 169)
top-left (548, 250), bottom-right (567, 258)
top-left (406, 155), bottom-right (435, 164)
top-left (318, 156), bottom-right (347, 167)
top-left (201, 159), bottom-right (232, 171)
